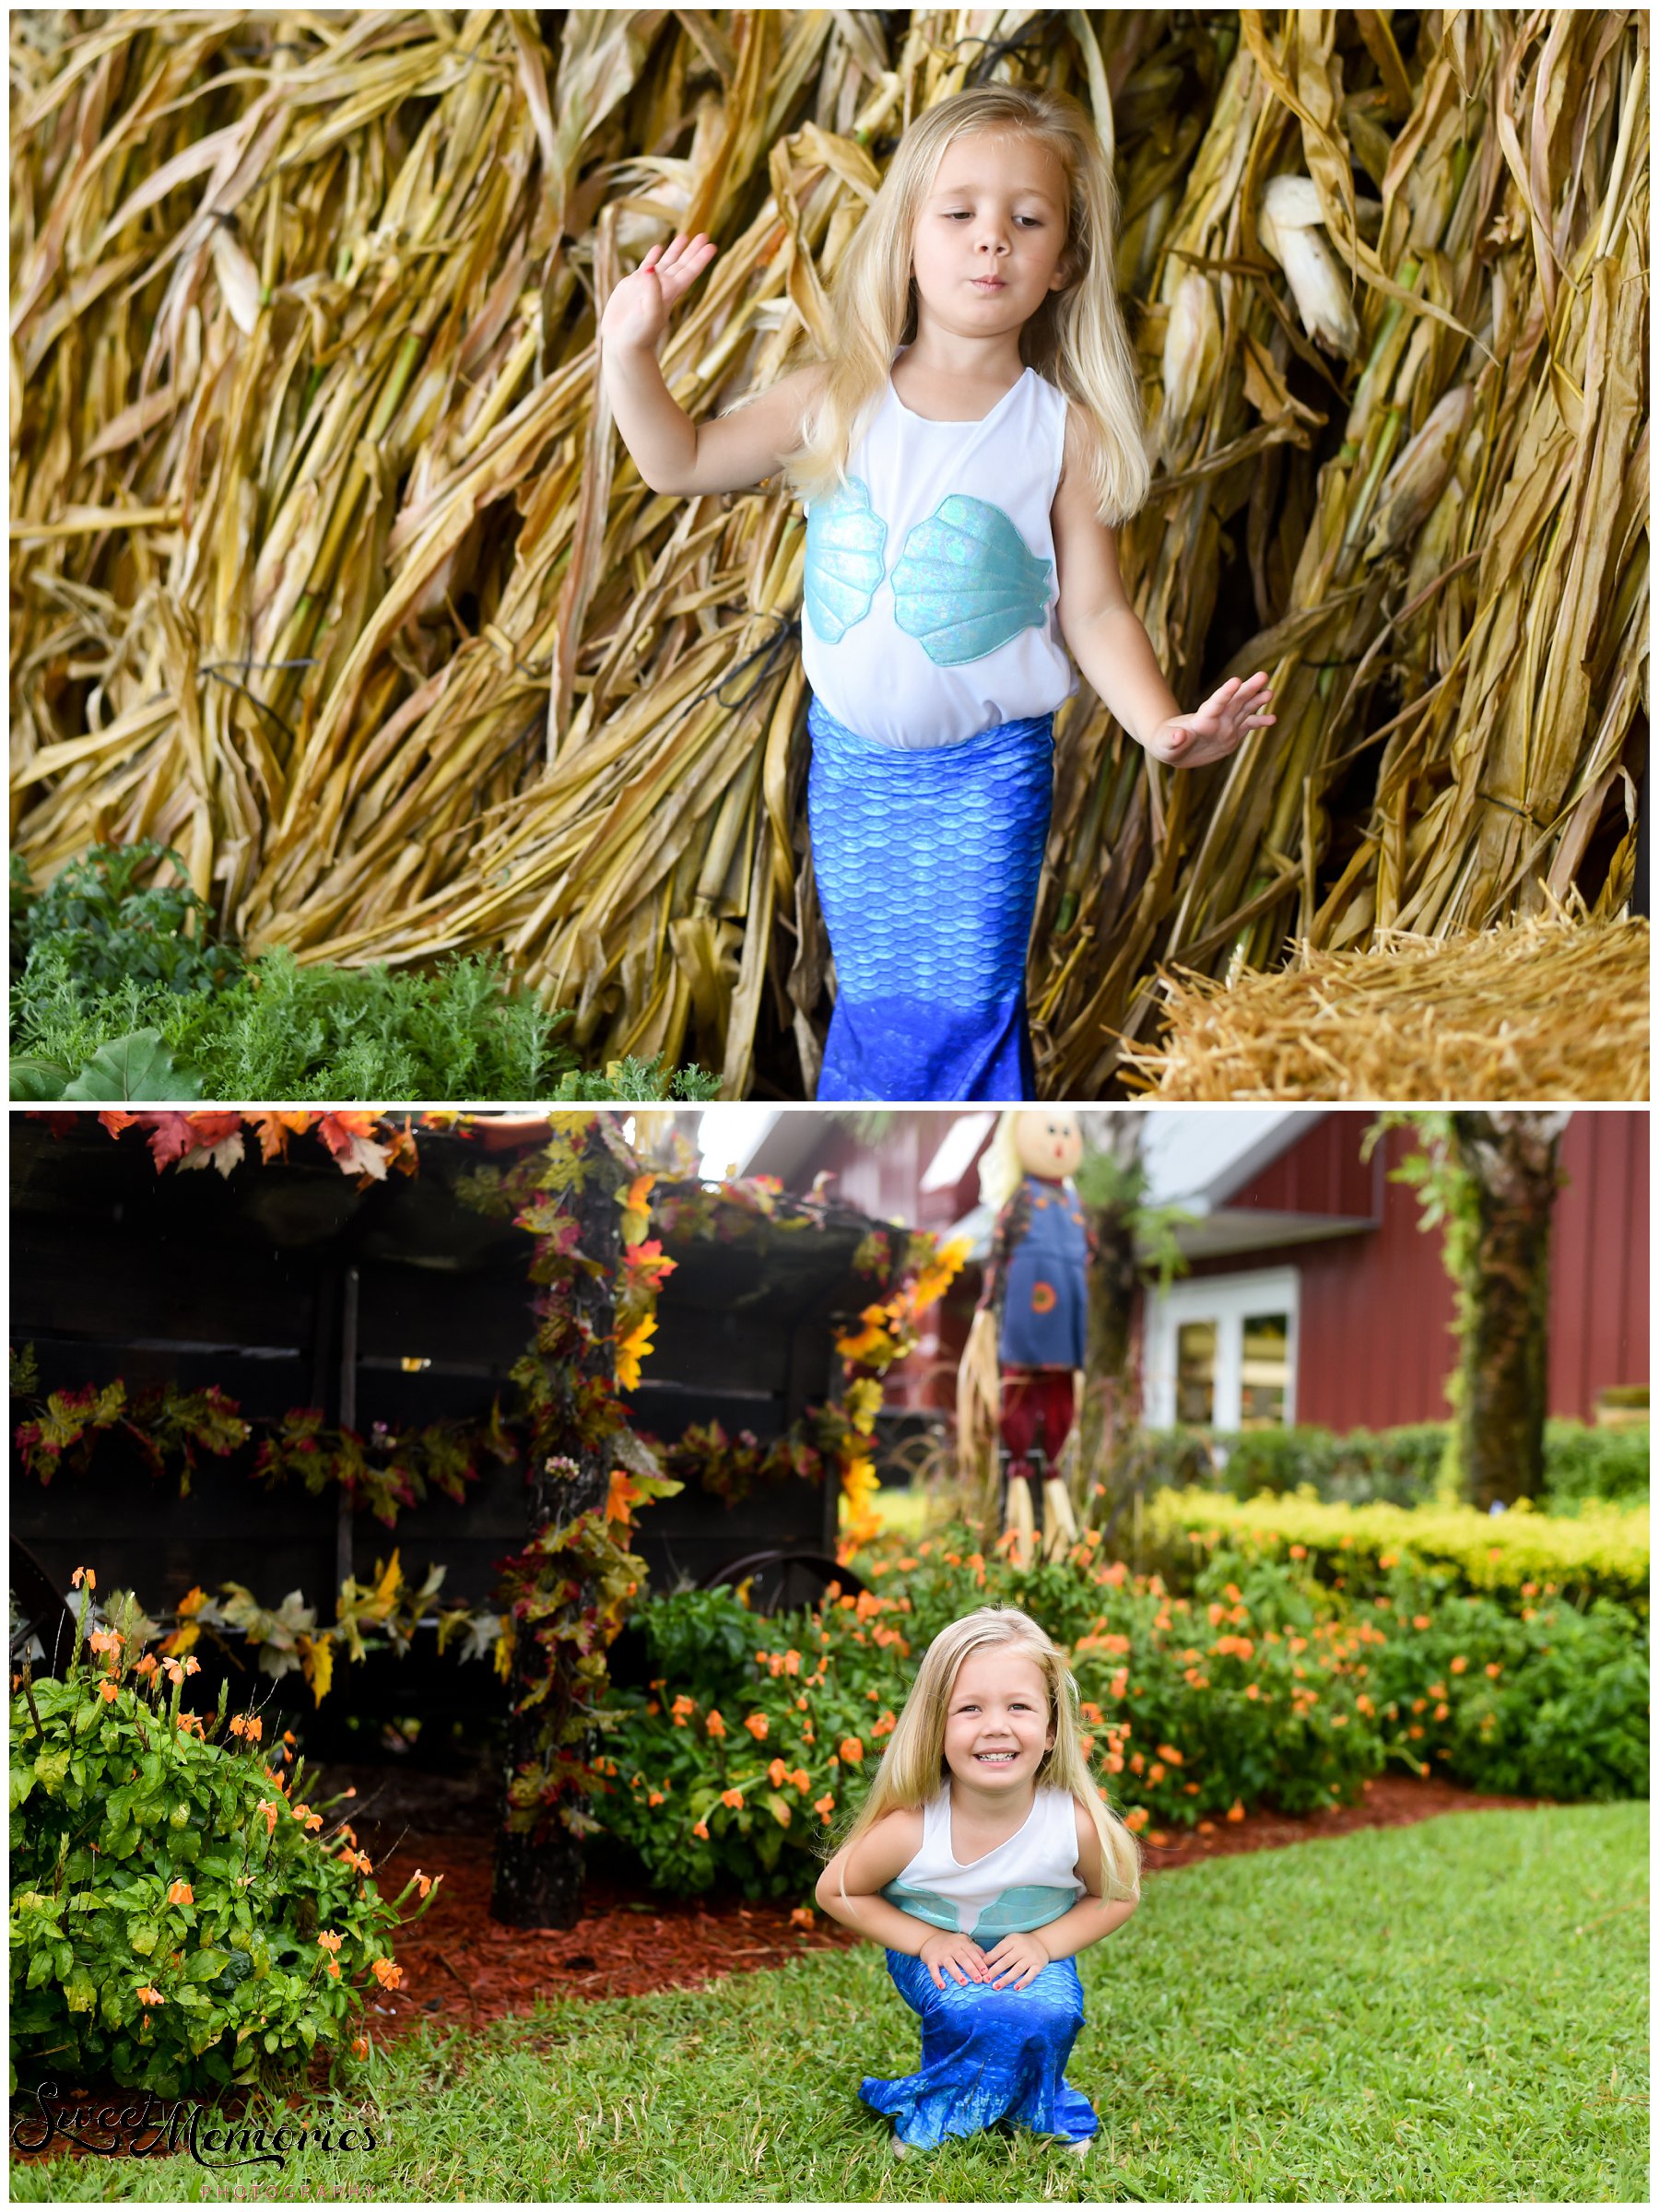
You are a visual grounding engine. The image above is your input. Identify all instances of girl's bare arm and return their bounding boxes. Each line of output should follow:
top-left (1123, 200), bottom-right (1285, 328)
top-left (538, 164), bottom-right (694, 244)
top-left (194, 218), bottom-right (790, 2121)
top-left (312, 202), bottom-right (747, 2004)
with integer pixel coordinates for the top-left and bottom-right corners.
top-left (598, 230), bottom-right (822, 496)
top-left (1029, 1796), bottom-right (1138, 1964)
top-left (815, 1808), bottom-right (925, 1947)
top-left (604, 352), bottom-right (822, 497)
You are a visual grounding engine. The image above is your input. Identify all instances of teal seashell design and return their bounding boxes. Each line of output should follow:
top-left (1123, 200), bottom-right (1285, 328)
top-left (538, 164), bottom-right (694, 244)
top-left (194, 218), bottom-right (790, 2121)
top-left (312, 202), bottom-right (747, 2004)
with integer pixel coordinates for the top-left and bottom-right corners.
top-left (881, 1881), bottom-right (960, 1934)
top-left (804, 476), bottom-right (887, 643)
top-left (890, 495), bottom-right (1053, 666)
top-left (971, 1885), bottom-right (1080, 1937)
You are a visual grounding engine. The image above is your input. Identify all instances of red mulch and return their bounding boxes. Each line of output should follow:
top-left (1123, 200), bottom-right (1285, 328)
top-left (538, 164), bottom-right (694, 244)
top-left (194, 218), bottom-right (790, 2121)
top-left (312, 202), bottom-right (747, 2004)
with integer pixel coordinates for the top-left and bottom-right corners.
top-left (9, 1773), bottom-right (1550, 2161)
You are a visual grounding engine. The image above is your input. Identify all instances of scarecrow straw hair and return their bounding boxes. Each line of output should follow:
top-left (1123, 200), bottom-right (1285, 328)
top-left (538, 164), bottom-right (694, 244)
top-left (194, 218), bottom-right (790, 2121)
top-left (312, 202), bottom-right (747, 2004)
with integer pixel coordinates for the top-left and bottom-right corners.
top-left (9, 12), bottom-right (1648, 1099)
top-left (1123, 909), bottom-right (1650, 1102)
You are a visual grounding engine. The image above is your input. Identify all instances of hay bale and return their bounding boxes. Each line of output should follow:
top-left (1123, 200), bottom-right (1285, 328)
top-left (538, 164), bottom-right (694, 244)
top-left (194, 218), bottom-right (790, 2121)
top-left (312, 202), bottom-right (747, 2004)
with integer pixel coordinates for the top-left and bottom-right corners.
top-left (1123, 912), bottom-right (1650, 1101)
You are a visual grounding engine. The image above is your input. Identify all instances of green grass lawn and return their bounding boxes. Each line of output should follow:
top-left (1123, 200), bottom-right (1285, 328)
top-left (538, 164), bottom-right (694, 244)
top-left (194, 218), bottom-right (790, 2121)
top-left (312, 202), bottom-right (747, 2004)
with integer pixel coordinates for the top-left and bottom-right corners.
top-left (14, 1803), bottom-right (1646, 2204)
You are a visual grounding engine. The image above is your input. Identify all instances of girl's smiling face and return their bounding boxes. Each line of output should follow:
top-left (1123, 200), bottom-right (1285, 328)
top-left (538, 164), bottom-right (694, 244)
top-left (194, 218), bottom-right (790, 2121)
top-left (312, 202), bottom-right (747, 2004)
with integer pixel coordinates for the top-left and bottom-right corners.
top-left (943, 1645), bottom-right (1055, 1793)
top-left (911, 131), bottom-right (1072, 335)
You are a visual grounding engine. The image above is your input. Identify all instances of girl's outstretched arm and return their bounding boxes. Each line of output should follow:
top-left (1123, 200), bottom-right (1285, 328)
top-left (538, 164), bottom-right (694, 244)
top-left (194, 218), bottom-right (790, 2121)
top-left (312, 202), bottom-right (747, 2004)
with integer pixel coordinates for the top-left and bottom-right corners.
top-left (1052, 407), bottom-right (1275, 768)
top-left (600, 230), bottom-right (823, 496)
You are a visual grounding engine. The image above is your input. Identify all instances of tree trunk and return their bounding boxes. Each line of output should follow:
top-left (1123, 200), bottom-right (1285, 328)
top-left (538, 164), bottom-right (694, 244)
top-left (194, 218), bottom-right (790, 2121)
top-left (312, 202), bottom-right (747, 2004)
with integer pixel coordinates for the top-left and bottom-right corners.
top-left (1077, 1112), bottom-right (1147, 1502)
top-left (490, 1124), bottom-right (621, 1929)
top-left (1449, 1112), bottom-right (1570, 1511)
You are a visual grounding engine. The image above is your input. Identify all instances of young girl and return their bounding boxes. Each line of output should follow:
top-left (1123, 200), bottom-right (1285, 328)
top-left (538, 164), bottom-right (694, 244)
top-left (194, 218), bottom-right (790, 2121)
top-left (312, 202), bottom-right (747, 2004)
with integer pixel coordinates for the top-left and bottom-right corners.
top-left (813, 1605), bottom-right (1140, 2158)
top-left (600, 85), bottom-right (1274, 1103)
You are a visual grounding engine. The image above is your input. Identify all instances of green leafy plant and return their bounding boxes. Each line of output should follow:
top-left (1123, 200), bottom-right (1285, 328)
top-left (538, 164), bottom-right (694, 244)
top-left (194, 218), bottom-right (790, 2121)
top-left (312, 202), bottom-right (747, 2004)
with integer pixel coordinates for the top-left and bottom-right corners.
top-left (11, 842), bottom-right (240, 998)
top-left (10, 844), bottom-right (721, 1100)
top-left (9, 1581), bottom-right (441, 2096)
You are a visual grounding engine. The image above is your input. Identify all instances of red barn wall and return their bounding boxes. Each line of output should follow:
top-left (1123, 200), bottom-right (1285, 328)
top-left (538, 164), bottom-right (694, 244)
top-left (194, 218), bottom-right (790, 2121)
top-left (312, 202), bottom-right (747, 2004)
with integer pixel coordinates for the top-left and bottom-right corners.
top-left (1181, 1113), bottom-right (1647, 1427)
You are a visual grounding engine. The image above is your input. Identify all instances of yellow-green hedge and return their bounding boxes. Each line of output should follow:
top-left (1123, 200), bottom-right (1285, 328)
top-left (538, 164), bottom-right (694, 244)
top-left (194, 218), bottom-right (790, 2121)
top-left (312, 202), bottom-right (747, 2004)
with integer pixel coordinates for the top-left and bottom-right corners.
top-left (1146, 1489), bottom-right (1649, 1610)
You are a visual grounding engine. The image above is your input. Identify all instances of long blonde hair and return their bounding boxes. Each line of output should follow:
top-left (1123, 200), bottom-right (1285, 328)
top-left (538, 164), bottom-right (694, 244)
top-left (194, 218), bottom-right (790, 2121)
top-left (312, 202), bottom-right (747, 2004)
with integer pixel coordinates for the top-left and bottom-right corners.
top-left (784, 87), bottom-right (1151, 526)
top-left (828, 1604), bottom-right (1142, 1905)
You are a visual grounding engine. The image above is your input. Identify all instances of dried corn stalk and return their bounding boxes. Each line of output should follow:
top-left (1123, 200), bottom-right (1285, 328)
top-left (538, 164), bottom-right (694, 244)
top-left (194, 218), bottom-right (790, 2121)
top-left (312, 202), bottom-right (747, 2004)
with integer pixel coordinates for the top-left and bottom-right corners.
top-left (11, 11), bottom-right (1648, 1098)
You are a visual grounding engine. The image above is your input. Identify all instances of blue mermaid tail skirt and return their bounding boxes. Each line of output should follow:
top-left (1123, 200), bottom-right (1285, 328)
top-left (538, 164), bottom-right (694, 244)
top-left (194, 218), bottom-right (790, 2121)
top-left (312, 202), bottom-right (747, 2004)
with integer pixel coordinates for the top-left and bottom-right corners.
top-left (806, 698), bottom-right (1054, 1101)
top-left (859, 1946), bottom-right (1099, 2151)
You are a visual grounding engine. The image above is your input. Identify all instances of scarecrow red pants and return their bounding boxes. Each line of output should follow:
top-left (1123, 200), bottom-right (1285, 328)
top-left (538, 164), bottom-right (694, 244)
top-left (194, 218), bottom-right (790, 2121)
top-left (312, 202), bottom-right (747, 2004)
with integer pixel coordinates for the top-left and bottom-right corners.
top-left (999, 1367), bottom-right (1076, 1477)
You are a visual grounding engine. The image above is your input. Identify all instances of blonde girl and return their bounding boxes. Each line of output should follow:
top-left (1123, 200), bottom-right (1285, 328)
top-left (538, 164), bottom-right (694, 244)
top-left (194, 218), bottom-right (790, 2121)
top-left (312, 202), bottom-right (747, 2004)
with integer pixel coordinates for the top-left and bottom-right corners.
top-left (813, 1605), bottom-right (1140, 2157)
top-left (601, 85), bottom-right (1273, 1103)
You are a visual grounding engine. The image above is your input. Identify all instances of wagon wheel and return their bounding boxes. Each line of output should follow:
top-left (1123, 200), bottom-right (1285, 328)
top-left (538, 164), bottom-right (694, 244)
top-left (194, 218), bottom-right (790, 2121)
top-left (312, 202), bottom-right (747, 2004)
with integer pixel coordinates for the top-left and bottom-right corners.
top-left (9, 1536), bottom-right (76, 1677)
top-left (698, 1549), bottom-right (868, 1617)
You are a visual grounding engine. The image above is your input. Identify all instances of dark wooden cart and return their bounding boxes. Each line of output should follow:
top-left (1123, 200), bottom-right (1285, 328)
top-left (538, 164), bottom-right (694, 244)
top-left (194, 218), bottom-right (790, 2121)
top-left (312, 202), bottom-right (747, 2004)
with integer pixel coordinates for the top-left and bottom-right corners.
top-left (10, 1118), bottom-right (887, 1736)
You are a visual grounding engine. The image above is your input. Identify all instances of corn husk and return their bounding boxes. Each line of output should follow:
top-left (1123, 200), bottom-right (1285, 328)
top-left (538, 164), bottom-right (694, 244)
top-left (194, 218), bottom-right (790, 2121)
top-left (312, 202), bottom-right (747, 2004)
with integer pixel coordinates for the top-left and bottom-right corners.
top-left (1122, 908), bottom-right (1650, 1101)
top-left (11, 10), bottom-right (1648, 1098)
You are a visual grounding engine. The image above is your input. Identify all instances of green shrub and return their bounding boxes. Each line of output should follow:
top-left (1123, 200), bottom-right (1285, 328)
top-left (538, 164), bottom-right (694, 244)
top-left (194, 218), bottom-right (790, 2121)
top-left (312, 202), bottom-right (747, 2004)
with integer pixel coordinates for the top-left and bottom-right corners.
top-left (9, 1589), bottom-right (439, 2096)
top-left (1542, 1421), bottom-right (1651, 1511)
top-left (1359, 1577), bottom-right (1649, 1801)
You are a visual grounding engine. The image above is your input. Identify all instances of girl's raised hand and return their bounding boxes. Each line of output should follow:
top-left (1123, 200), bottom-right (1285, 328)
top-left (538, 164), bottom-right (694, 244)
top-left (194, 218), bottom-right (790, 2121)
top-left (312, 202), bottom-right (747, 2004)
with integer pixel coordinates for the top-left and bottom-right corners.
top-left (599, 231), bottom-right (718, 355)
top-left (1146, 671), bottom-right (1276, 768)
top-left (918, 1930), bottom-right (991, 1992)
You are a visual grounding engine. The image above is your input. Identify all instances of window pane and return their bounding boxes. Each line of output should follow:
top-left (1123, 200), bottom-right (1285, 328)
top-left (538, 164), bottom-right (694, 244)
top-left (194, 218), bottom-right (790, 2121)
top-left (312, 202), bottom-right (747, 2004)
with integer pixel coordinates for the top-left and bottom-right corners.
top-left (1241, 1312), bottom-right (1289, 1428)
top-left (1176, 1320), bottom-right (1216, 1425)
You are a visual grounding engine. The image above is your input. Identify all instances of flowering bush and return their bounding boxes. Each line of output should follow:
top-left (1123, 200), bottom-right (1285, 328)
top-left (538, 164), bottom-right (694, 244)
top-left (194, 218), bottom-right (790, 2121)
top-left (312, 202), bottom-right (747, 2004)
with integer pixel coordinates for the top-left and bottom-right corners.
top-left (591, 1518), bottom-right (1649, 1898)
top-left (9, 1580), bottom-right (440, 2097)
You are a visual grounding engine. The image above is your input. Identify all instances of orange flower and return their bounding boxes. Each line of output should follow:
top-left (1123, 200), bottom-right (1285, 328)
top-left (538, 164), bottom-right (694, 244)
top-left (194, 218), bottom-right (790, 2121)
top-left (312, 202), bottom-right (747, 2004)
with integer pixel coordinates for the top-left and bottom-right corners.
top-left (872, 1710), bottom-right (896, 1737)
top-left (259, 1800), bottom-right (280, 1836)
top-left (134, 1653), bottom-right (159, 1680)
top-left (1156, 1744), bottom-right (1183, 1765)
top-left (1413, 1615), bottom-right (1431, 1630)
top-left (351, 2037), bottom-right (370, 2062)
top-left (1450, 1655), bottom-right (1468, 1674)
top-left (744, 1713), bottom-right (769, 1740)
top-left (371, 1958), bottom-right (403, 1989)
top-left (413, 1871), bottom-right (434, 1900)
top-left (72, 1566), bottom-right (96, 1591)
top-left (705, 1709), bottom-right (727, 1740)
top-left (1485, 1662), bottom-right (1501, 1678)
top-left (1124, 1807), bottom-right (1149, 1832)
top-left (671, 1695), bottom-right (696, 1726)
top-left (1147, 1761), bottom-right (1166, 1783)
top-left (1225, 1800), bottom-right (1245, 1823)
top-left (167, 1881), bottom-right (194, 1906)
top-left (789, 1906), bottom-right (815, 1931)
top-left (839, 1736), bottom-right (865, 1764)
top-left (647, 1791), bottom-right (665, 1807)
top-left (814, 1794), bottom-right (836, 1823)
top-left (1288, 1545), bottom-right (1307, 1561)
top-left (692, 1820), bottom-right (711, 1841)
top-left (768, 1759), bottom-right (788, 1789)
top-left (98, 1679), bottom-right (119, 1702)
top-left (317, 1930), bottom-right (344, 1956)
top-left (135, 1983), bottom-right (164, 2006)
top-left (791, 1767), bottom-right (810, 1792)
top-left (721, 1788), bottom-right (744, 1810)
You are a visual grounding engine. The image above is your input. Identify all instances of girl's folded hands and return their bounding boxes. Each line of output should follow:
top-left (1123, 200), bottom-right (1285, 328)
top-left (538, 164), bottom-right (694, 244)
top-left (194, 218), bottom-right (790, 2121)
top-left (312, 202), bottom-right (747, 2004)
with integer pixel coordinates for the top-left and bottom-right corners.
top-left (982, 1930), bottom-right (1053, 1991)
top-left (918, 1930), bottom-right (992, 1990)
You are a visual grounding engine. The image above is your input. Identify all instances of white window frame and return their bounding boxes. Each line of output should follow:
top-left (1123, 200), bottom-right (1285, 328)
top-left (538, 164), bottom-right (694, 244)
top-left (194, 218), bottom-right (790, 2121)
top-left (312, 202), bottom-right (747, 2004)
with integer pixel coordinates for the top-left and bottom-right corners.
top-left (1144, 1266), bottom-right (1300, 1430)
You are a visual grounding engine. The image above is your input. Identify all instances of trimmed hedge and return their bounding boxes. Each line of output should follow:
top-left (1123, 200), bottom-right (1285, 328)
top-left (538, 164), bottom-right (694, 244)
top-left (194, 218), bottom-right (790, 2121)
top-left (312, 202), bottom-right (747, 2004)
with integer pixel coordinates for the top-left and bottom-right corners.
top-left (1131, 1420), bottom-right (1648, 1513)
top-left (1142, 1491), bottom-right (1649, 1613)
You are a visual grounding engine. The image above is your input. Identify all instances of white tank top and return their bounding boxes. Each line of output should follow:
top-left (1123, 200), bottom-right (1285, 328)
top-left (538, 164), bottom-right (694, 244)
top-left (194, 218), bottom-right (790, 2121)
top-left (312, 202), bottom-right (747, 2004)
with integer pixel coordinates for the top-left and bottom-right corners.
top-left (881, 1780), bottom-right (1085, 1940)
top-left (800, 364), bottom-right (1077, 750)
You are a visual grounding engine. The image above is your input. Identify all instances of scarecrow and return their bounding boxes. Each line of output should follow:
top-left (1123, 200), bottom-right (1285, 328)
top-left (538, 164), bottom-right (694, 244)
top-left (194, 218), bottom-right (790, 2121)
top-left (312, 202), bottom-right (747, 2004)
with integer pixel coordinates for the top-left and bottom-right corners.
top-left (959, 1110), bottom-right (1088, 1568)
